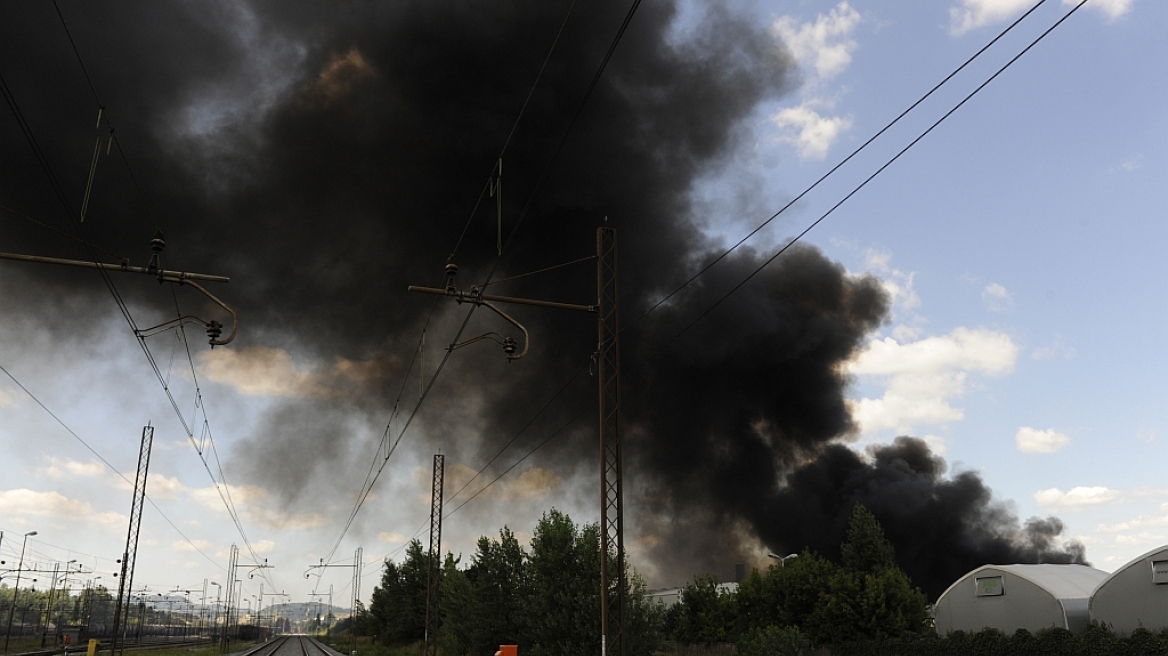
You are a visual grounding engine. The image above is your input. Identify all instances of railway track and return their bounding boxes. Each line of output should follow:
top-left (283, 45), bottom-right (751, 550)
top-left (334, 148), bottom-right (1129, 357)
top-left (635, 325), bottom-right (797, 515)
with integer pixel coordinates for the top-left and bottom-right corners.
top-left (238, 635), bottom-right (342, 656)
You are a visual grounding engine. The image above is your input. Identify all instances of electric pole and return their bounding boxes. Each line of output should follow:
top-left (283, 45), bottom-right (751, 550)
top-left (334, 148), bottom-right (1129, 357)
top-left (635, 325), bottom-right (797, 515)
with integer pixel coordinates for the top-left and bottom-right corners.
top-left (109, 425), bottom-right (153, 656)
top-left (408, 225), bottom-right (624, 655)
top-left (424, 455), bottom-right (444, 656)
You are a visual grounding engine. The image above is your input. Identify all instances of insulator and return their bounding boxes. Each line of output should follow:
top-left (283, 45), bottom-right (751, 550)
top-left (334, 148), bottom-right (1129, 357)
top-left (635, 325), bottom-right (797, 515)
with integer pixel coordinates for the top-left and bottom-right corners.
top-left (206, 320), bottom-right (223, 343)
top-left (444, 262), bottom-right (458, 292)
top-left (502, 336), bottom-right (517, 357)
top-left (150, 230), bottom-right (166, 253)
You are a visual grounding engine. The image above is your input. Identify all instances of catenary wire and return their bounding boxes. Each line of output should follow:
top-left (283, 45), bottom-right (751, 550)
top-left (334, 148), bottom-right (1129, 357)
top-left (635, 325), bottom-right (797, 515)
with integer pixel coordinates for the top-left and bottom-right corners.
top-left (448, 0), bottom-right (580, 261)
top-left (0, 204), bottom-right (126, 261)
top-left (0, 362), bottom-right (224, 571)
top-left (324, 0), bottom-right (642, 565)
top-left (620, 0), bottom-right (1052, 336)
top-left (325, 0), bottom-right (587, 565)
top-left (42, 2), bottom-right (273, 583)
top-left (653, 0), bottom-right (1090, 354)
top-left (417, 0), bottom-right (1090, 534)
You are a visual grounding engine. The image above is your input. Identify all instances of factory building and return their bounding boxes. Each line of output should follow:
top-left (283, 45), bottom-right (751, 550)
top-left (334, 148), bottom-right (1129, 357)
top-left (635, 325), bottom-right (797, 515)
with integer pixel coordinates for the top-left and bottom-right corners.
top-left (933, 564), bottom-right (1108, 635)
top-left (1090, 546), bottom-right (1168, 635)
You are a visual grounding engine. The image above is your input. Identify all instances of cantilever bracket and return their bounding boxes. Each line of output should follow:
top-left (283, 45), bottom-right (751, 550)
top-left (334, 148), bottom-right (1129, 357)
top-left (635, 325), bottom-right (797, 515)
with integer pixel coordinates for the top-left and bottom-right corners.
top-left (408, 266), bottom-right (593, 363)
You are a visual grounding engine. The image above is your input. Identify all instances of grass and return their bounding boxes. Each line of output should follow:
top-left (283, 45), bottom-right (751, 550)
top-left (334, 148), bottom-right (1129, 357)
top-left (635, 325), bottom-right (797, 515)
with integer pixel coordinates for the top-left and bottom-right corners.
top-left (317, 635), bottom-right (421, 656)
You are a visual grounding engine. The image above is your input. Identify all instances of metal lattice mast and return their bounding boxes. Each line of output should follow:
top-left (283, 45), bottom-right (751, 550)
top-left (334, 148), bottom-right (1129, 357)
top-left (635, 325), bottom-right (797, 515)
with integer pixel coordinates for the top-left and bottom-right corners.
top-left (597, 226), bottom-right (624, 656)
top-left (423, 454), bottom-right (444, 656)
top-left (351, 547), bottom-right (362, 656)
top-left (221, 545), bottom-right (238, 652)
top-left (108, 425), bottom-right (153, 656)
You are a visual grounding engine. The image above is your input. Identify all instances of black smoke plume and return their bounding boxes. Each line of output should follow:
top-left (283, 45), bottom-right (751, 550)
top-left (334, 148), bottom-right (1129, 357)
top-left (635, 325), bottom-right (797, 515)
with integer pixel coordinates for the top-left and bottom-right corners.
top-left (0, 0), bottom-right (1083, 594)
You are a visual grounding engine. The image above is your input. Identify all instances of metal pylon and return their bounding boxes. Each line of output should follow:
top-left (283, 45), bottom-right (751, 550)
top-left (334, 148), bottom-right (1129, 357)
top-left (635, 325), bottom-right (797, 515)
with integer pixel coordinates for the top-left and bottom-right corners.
top-left (423, 454), bottom-right (444, 656)
top-left (109, 425), bottom-right (153, 656)
top-left (221, 545), bottom-right (238, 652)
top-left (350, 547), bottom-right (362, 656)
top-left (597, 227), bottom-right (624, 656)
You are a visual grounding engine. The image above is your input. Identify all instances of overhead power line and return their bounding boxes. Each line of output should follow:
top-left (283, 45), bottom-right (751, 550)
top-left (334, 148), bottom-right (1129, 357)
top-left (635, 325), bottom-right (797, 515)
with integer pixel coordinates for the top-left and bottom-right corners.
top-left (0, 362), bottom-right (223, 571)
top-left (622, 0), bottom-right (1053, 335)
top-left (655, 0), bottom-right (1090, 353)
top-left (2, 3), bottom-right (274, 591)
top-left (324, 0), bottom-right (644, 565)
top-left (405, 0), bottom-right (1090, 539)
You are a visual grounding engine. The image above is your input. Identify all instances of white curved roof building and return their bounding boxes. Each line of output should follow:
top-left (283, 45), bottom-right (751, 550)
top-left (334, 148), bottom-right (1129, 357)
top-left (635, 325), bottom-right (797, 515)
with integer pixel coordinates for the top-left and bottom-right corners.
top-left (934, 564), bottom-right (1109, 635)
top-left (1090, 546), bottom-right (1168, 635)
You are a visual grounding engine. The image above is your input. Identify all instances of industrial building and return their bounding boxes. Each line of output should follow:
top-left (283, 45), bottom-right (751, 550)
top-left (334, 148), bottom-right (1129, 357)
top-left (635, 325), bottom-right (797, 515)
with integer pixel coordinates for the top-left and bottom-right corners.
top-left (1090, 546), bottom-right (1168, 635)
top-left (933, 564), bottom-right (1108, 635)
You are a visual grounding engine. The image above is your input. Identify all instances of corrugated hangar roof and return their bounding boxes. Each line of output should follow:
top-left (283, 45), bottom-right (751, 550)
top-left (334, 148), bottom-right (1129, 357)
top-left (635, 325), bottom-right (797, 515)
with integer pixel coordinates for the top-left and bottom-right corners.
top-left (987, 564), bottom-right (1109, 600)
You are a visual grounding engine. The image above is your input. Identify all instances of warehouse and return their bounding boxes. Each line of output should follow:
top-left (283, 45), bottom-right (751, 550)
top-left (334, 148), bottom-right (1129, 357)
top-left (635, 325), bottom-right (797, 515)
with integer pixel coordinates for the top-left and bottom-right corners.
top-left (933, 564), bottom-right (1108, 635)
top-left (1090, 545), bottom-right (1168, 634)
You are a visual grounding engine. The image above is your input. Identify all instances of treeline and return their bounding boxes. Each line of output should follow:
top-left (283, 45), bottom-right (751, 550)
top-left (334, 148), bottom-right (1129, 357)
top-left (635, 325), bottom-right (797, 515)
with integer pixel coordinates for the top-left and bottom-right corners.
top-left (363, 509), bottom-right (661, 656)
top-left (357, 504), bottom-right (1168, 655)
top-left (0, 584), bottom-right (119, 632)
top-left (666, 505), bottom-right (930, 654)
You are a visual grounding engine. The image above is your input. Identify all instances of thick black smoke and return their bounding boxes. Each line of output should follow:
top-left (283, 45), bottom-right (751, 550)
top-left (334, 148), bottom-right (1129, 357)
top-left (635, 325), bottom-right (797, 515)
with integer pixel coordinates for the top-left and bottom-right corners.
top-left (0, 1), bottom-right (1083, 592)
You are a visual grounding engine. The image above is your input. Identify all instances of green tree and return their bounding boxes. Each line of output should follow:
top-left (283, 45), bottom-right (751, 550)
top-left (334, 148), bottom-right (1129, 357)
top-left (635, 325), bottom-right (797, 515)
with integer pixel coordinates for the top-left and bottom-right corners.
top-left (669, 574), bottom-right (734, 646)
top-left (437, 553), bottom-right (473, 656)
top-left (840, 504), bottom-right (896, 574)
top-left (803, 566), bottom-right (928, 645)
top-left (800, 507), bottom-right (929, 646)
top-left (524, 509), bottom-right (600, 656)
top-left (467, 527), bottom-right (528, 653)
top-left (623, 570), bottom-right (665, 656)
top-left (367, 539), bottom-right (429, 646)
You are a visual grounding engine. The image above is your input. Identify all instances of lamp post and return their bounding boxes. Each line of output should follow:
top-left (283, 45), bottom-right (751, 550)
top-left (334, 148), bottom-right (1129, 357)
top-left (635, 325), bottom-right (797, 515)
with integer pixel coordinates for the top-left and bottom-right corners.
top-left (3, 530), bottom-right (37, 653)
top-left (209, 583), bottom-right (221, 643)
top-left (766, 553), bottom-right (799, 567)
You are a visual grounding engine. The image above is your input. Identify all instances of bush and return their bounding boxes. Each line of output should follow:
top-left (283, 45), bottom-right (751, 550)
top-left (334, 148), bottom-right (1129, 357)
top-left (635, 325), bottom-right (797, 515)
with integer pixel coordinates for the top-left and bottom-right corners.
top-left (736, 625), bottom-right (812, 656)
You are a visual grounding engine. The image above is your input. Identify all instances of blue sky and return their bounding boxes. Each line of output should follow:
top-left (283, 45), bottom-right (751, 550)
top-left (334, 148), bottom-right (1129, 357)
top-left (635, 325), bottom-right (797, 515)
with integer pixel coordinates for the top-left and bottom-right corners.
top-left (1, 0), bottom-right (1165, 608)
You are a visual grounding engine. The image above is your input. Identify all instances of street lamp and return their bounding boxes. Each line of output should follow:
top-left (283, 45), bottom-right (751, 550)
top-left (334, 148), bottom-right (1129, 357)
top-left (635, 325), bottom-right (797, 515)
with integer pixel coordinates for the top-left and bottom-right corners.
top-left (767, 553), bottom-right (799, 567)
top-left (3, 530), bottom-right (37, 653)
top-left (209, 582), bottom-right (222, 643)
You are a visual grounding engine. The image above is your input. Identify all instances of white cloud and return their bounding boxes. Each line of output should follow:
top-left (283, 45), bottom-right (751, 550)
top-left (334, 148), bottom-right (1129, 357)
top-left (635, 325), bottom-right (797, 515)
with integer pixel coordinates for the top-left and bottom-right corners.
top-left (1098, 514), bottom-right (1168, 533)
top-left (190, 482), bottom-right (270, 511)
top-left (864, 250), bottom-right (920, 313)
top-left (769, 3), bottom-right (861, 160)
top-left (0, 385), bottom-right (17, 407)
top-left (1034, 486), bottom-right (1120, 509)
top-left (148, 474), bottom-right (188, 500)
top-left (378, 531), bottom-right (409, 544)
top-left (772, 102), bottom-right (853, 160)
top-left (981, 283), bottom-right (1013, 312)
top-left (950, 0), bottom-right (1133, 34)
top-left (1137, 427), bottom-right (1157, 444)
top-left (850, 327), bottom-right (1017, 377)
top-left (848, 327), bottom-right (1019, 433)
top-left (1072, 0), bottom-right (1134, 20)
top-left (772, 2), bottom-right (862, 80)
top-left (1031, 334), bottom-right (1076, 361)
top-left (171, 539), bottom-right (213, 553)
top-left (1016, 426), bottom-right (1071, 453)
top-left (922, 434), bottom-right (949, 456)
top-left (950, 0), bottom-right (1033, 35)
top-left (1119, 154), bottom-right (1144, 171)
top-left (0, 488), bottom-right (125, 526)
top-left (40, 457), bottom-right (107, 480)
